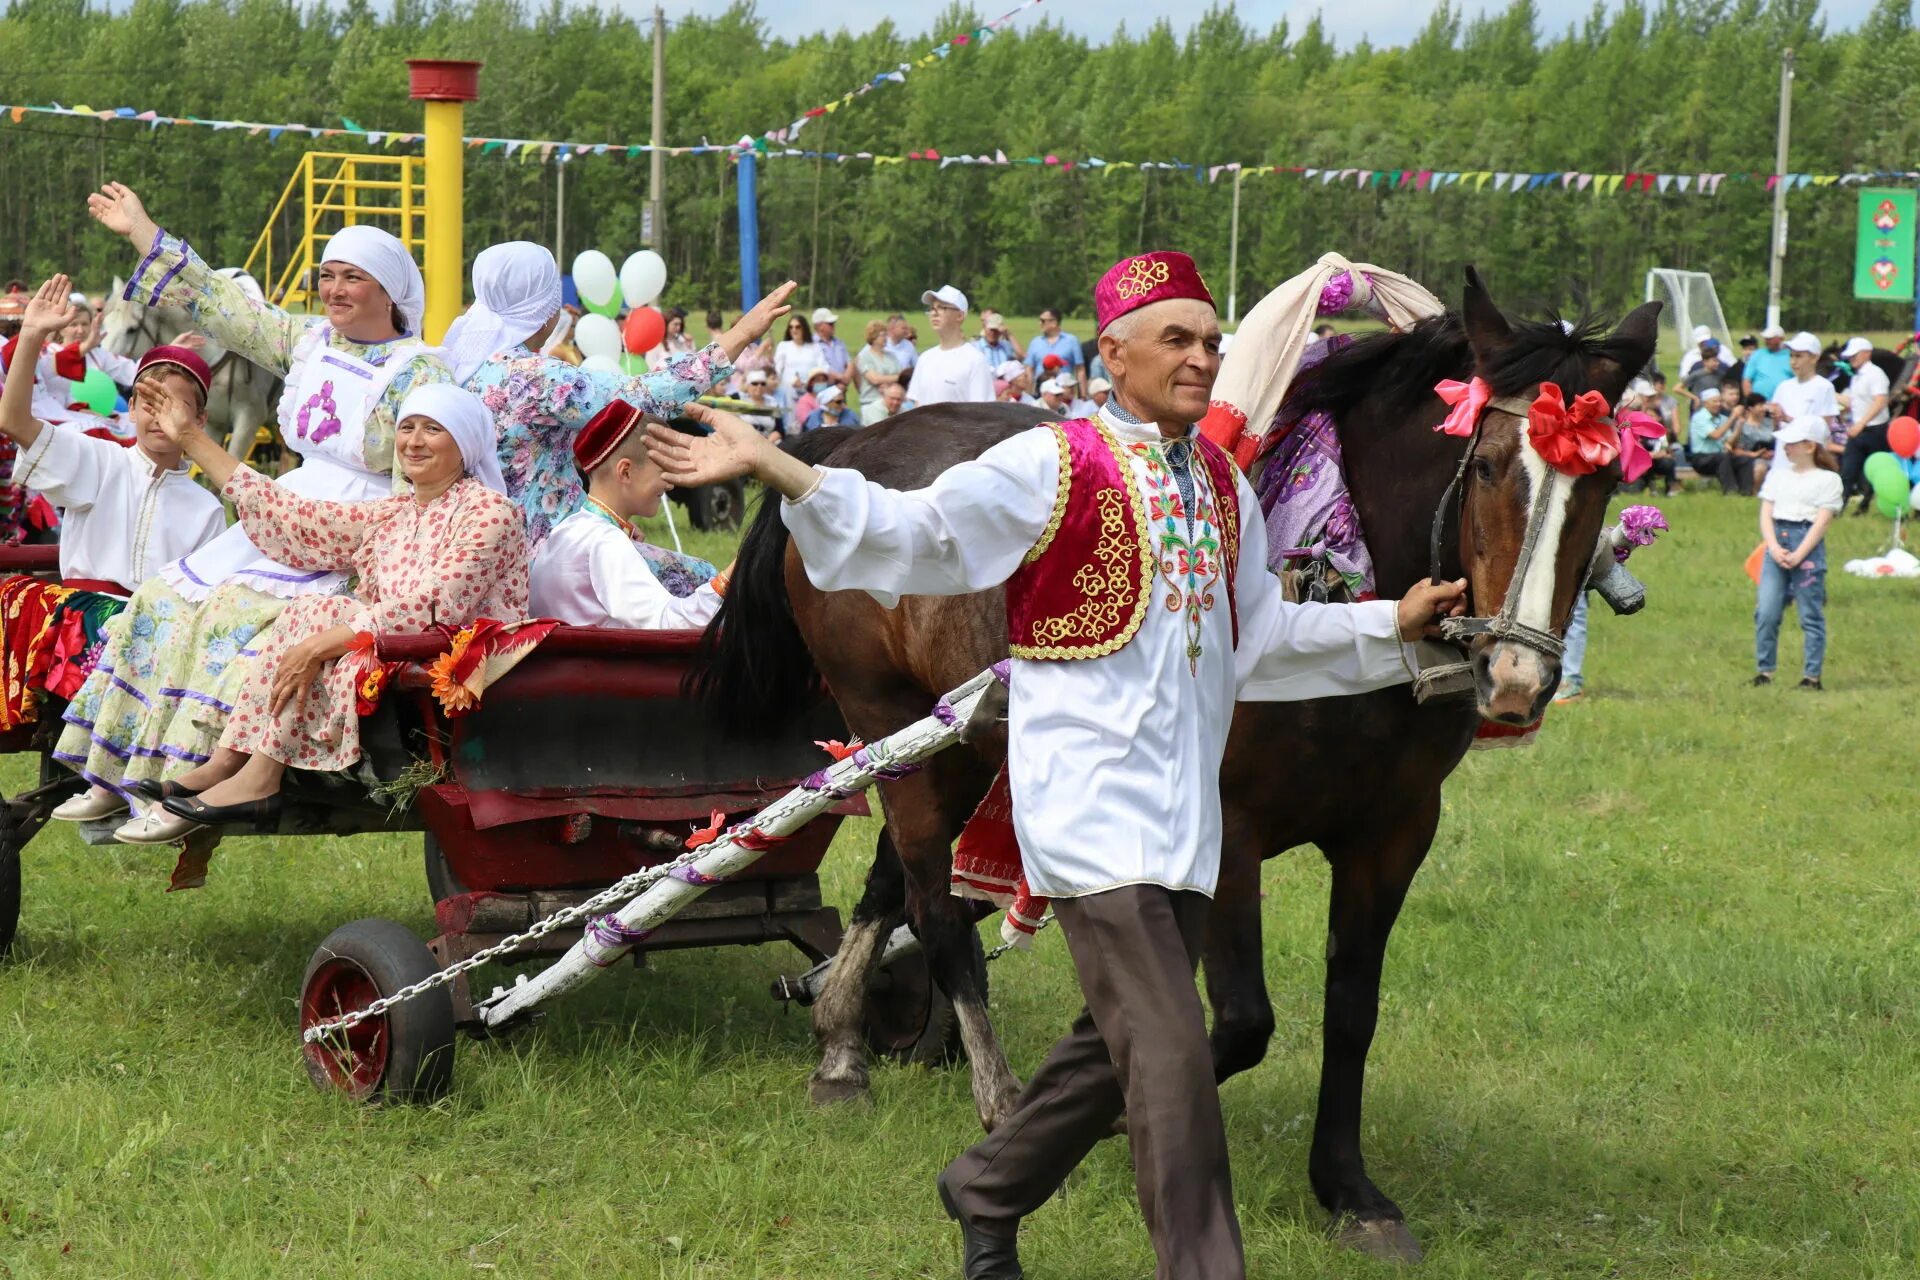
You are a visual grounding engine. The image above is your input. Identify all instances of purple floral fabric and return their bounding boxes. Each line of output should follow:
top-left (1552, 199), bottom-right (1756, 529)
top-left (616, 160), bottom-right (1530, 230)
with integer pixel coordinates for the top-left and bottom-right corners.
top-left (1252, 335), bottom-right (1377, 597)
top-left (465, 342), bottom-right (732, 553)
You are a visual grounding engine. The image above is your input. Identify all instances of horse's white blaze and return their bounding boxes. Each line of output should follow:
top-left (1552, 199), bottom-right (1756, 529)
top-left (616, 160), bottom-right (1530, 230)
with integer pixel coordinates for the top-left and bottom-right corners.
top-left (1509, 431), bottom-right (1573, 632)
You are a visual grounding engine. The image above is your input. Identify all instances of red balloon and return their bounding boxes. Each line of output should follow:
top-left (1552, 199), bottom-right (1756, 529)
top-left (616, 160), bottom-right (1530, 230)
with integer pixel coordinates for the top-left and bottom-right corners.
top-left (1889, 415), bottom-right (1920, 459)
top-left (623, 306), bottom-right (665, 355)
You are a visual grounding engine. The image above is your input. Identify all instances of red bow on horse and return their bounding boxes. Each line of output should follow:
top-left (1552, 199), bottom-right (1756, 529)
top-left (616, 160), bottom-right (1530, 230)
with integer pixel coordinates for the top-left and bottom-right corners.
top-left (1527, 384), bottom-right (1620, 475)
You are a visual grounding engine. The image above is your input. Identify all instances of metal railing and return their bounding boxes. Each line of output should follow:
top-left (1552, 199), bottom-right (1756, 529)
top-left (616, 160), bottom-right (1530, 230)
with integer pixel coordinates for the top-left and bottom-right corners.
top-left (241, 152), bottom-right (428, 312)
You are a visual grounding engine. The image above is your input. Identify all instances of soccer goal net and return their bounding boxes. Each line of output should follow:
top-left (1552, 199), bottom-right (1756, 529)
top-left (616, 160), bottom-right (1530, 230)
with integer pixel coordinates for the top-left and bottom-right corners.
top-left (1645, 268), bottom-right (1733, 376)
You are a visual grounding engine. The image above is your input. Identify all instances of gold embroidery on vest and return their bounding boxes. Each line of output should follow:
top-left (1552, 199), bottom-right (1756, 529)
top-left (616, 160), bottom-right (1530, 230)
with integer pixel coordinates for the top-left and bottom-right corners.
top-left (1023, 423), bottom-right (1074, 565)
top-left (1011, 420), bottom-right (1154, 660)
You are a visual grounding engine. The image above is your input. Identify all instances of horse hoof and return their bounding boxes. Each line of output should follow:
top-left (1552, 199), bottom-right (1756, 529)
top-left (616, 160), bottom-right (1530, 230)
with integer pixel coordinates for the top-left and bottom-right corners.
top-left (1330, 1216), bottom-right (1424, 1265)
top-left (808, 1075), bottom-right (872, 1109)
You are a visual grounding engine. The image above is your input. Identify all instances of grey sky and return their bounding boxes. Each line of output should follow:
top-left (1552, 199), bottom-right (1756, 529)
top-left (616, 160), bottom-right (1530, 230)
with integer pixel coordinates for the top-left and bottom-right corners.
top-left (667, 1), bottom-right (1887, 46)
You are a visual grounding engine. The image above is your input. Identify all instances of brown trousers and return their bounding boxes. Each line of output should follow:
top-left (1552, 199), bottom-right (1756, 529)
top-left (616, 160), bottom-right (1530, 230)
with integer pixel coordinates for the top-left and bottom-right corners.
top-left (942, 885), bottom-right (1245, 1279)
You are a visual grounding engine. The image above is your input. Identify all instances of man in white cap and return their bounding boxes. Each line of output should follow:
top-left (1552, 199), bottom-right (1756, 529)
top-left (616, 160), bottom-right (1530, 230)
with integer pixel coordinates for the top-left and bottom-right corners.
top-left (811, 306), bottom-right (854, 410)
top-left (1760, 332), bottom-right (1840, 497)
top-left (1036, 377), bottom-right (1071, 417)
top-left (1744, 324), bottom-right (1791, 400)
top-left (1677, 323), bottom-right (1719, 378)
top-left (974, 311), bottom-right (1020, 366)
top-left (1087, 376), bottom-right (1113, 411)
top-left (994, 358), bottom-right (1035, 405)
top-left (738, 369), bottom-right (781, 437)
top-left (1837, 335), bottom-right (1892, 513)
top-left (1684, 385), bottom-right (1736, 492)
top-left (911, 285), bottom-right (994, 405)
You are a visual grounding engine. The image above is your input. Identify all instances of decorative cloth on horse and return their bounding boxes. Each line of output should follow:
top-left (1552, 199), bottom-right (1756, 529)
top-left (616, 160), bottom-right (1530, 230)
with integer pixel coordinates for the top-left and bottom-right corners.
top-left (574, 398), bottom-right (641, 471)
top-left (135, 343), bottom-right (212, 397)
top-left (1006, 414), bottom-right (1239, 666)
top-left (779, 395), bottom-right (1416, 902)
top-left (1199, 253), bottom-right (1444, 468)
top-left (1093, 251), bottom-right (1216, 334)
top-left (396, 383), bottom-right (508, 496)
top-left (441, 242), bottom-right (564, 383)
top-left (1254, 335), bottom-right (1376, 599)
top-left (949, 764), bottom-right (1049, 950)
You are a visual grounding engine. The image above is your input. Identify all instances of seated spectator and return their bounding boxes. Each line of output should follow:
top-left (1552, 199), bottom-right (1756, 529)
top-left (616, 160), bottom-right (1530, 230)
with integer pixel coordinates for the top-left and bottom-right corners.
top-left (529, 400), bottom-right (730, 631)
top-left (790, 367), bottom-right (832, 432)
top-left (1685, 387), bottom-right (1737, 492)
top-left (0, 279), bottom-right (226, 769)
top-left (149, 384), bottom-right (527, 833)
top-left (856, 319), bottom-right (902, 403)
top-left (995, 360), bottom-right (1037, 405)
top-left (1681, 347), bottom-right (1727, 408)
top-left (802, 384), bottom-right (858, 431)
top-left (1621, 380), bottom-right (1677, 496)
top-left (1087, 376), bottom-right (1113, 411)
top-left (1725, 389), bottom-right (1772, 496)
top-left (861, 381), bottom-right (908, 426)
top-left (737, 370), bottom-right (783, 437)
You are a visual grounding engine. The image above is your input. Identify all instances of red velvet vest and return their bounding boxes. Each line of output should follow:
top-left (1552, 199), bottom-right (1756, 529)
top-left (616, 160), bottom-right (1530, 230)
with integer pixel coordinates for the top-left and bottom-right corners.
top-left (1007, 417), bottom-right (1240, 660)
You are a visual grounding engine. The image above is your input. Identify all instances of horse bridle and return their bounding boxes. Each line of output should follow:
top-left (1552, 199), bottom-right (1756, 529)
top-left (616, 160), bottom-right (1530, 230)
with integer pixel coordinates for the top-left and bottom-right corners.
top-left (1425, 390), bottom-right (1605, 663)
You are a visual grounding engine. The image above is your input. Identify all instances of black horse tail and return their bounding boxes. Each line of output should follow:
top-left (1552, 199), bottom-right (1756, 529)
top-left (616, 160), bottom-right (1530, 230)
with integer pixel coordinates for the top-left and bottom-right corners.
top-left (692, 428), bottom-right (860, 732)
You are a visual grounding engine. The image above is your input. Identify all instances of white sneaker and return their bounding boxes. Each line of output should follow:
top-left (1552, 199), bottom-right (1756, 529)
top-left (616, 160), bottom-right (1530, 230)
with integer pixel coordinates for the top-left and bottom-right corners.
top-left (51, 789), bottom-right (129, 822)
top-left (114, 809), bottom-right (207, 845)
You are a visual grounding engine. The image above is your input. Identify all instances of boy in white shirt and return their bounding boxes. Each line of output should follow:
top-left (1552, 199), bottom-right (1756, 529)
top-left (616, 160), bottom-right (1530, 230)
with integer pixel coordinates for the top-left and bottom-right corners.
top-left (1753, 416), bottom-right (1843, 691)
top-left (528, 400), bottom-right (732, 631)
top-left (1762, 332), bottom-right (1840, 496)
top-left (909, 285), bottom-right (994, 405)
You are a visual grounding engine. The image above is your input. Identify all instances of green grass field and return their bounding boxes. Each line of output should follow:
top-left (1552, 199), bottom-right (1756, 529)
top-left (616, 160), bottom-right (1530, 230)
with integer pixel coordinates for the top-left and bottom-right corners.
top-left (3, 486), bottom-right (1918, 1279)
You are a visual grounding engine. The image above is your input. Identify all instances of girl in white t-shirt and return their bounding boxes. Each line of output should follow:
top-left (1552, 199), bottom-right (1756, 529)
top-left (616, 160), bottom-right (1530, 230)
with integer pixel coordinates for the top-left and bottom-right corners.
top-left (1753, 416), bottom-right (1844, 690)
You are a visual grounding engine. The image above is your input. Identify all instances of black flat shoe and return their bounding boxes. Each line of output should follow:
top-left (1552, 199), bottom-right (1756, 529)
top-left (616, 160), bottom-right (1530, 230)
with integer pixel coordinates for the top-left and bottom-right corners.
top-left (129, 779), bottom-right (201, 805)
top-left (161, 792), bottom-right (283, 828)
top-left (937, 1173), bottom-right (1023, 1280)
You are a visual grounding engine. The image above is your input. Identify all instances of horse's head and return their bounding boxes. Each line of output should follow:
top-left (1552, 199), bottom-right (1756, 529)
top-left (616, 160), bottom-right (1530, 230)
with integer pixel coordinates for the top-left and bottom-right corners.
top-left (99, 278), bottom-right (146, 358)
top-left (1453, 267), bottom-right (1660, 725)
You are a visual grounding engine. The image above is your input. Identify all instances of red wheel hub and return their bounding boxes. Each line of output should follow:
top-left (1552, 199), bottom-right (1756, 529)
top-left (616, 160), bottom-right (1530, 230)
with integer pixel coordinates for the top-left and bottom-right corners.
top-left (300, 958), bottom-right (390, 1099)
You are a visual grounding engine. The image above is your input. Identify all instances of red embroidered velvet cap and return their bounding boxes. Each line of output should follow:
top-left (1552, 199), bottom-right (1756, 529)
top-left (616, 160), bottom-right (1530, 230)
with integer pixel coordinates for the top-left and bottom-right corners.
top-left (575, 398), bottom-right (640, 471)
top-left (137, 344), bottom-right (213, 395)
top-left (1094, 251), bottom-right (1216, 334)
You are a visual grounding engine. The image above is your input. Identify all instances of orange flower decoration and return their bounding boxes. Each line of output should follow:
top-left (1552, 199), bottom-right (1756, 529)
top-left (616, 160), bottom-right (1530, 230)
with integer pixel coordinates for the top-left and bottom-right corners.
top-left (428, 625), bottom-right (481, 715)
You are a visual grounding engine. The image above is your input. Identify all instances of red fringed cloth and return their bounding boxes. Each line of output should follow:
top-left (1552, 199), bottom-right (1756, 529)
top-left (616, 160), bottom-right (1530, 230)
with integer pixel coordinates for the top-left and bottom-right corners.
top-left (426, 618), bottom-right (560, 717)
top-left (949, 765), bottom-right (1048, 950)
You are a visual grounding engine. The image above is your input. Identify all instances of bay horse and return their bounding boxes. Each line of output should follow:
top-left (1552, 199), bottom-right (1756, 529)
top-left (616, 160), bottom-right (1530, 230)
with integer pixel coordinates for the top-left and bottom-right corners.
top-left (698, 268), bottom-right (1659, 1261)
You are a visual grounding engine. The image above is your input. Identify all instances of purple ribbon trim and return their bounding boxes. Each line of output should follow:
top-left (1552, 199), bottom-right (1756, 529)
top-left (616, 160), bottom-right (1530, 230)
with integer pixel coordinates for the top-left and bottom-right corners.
top-left (669, 864), bottom-right (723, 886)
top-left (158, 687), bottom-right (234, 715)
top-left (54, 754), bottom-right (136, 802)
top-left (850, 746), bottom-right (920, 782)
top-left (319, 352), bottom-right (377, 380)
top-left (148, 254), bottom-right (187, 309)
top-left (990, 659), bottom-right (1011, 684)
top-left (802, 769), bottom-right (832, 791)
top-left (585, 914), bottom-right (652, 962)
top-left (125, 231), bottom-right (166, 303)
top-left (932, 699), bottom-right (957, 727)
top-left (108, 674), bottom-right (153, 709)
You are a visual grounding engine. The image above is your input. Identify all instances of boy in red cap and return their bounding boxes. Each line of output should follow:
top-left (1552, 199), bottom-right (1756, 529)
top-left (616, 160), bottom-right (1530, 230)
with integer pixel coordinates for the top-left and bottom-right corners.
top-left (527, 400), bottom-right (732, 630)
top-left (0, 275), bottom-right (225, 748)
top-left (646, 250), bottom-right (1468, 1280)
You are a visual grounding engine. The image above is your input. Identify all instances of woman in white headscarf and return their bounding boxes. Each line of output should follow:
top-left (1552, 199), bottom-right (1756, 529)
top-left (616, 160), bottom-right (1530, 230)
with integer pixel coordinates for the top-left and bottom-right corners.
top-left (55, 184), bottom-right (457, 832)
top-left (138, 383), bottom-right (526, 831)
top-left (450, 241), bottom-right (797, 551)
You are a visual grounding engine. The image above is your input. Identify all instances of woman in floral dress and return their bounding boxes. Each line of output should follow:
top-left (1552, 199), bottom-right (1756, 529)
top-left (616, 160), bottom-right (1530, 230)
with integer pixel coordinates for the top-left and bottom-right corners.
top-left (444, 242), bottom-right (797, 554)
top-left (55, 183), bottom-right (451, 838)
top-left (153, 384), bottom-right (524, 829)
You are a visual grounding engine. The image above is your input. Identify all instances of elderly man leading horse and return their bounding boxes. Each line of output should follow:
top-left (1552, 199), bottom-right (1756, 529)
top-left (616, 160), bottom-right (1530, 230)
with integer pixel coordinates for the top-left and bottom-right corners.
top-left (646, 251), bottom-right (1467, 1280)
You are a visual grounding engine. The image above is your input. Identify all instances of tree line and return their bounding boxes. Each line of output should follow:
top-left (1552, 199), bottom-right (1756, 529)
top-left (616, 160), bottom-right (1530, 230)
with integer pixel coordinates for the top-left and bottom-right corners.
top-left (3, 0), bottom-right (1917, 334)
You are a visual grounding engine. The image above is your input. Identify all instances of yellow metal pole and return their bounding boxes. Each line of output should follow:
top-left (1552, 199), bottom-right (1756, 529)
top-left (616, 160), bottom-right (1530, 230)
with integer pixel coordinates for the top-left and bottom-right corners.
top-left (409, 58), bottom-right (480, 344)
top-left (421, 100), bottom-right (461, 342)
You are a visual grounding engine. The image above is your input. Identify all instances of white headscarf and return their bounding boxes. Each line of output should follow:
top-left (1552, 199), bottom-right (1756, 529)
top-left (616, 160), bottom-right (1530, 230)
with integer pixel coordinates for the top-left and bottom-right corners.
top-left (397, 383), bottom-right (507, 495)
top-left (321, 225), bottom-right (427, 339)
top-left (441, 242), bottom-right (564, 382)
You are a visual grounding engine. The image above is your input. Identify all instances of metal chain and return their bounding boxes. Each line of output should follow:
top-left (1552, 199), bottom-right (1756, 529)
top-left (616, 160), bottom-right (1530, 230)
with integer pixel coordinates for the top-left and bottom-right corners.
top-left (984, 911), bottom-right (1055, 962)
top-left (303, 839), bottom-right (714, 1043)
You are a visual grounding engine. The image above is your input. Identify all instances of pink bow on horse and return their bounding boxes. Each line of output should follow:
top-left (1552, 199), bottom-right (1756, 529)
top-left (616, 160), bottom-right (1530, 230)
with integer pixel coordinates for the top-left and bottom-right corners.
top-left (1528, 384), bottom-right (1620, 475)
top-left (1614, 410), bottom-right (1665, 485)
top-left (1433, 376), bottom-right (1489, 437)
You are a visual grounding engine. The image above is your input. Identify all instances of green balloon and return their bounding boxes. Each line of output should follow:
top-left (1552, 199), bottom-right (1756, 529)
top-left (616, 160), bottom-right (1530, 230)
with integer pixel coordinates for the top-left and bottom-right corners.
top-left (1865, 451), bottom-right (1908, 518)
top-left (620, 351), bottom-right (646, 376)
top-left (584, 295), bottom-right (622, 320)
top-left (75, 367), bottom-right (117, 417)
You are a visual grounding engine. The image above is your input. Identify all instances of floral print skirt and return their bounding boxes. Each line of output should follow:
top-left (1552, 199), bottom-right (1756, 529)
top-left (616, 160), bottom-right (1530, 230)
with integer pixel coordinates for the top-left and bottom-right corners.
top-left (55, 580), bottom-right (285, 797)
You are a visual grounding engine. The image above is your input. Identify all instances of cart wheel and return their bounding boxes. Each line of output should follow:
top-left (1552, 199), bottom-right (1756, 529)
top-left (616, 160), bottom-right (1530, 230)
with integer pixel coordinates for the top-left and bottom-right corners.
top-left (299, 918), bottom-right (455, 1103)
top-left (0, 801), bottom-right (19, 960)
top-left (422, 833), bottom-right (470, 904)
top-left (863, 929), bottom-right (978, 1067)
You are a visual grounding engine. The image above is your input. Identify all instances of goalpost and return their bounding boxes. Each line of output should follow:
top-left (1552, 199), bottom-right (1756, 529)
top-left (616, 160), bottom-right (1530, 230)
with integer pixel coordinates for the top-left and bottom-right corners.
top-left (1645, 268), bottom-right (1734, 374)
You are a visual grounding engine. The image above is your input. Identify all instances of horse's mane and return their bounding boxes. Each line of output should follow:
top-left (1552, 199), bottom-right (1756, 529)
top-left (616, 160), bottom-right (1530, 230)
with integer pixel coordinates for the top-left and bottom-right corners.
top-left (1293, 310), bottom-right (1645, 423)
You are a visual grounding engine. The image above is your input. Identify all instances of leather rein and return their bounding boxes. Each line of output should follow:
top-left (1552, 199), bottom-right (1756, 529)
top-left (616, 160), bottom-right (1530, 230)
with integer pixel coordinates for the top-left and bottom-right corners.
top-left (1425, 389), bottom-right (1607, 663)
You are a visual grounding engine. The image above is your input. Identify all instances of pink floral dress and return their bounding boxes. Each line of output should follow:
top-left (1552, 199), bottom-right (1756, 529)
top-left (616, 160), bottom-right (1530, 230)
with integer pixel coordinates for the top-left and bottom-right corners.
top-left (216, 468), bottom-right (528, 773)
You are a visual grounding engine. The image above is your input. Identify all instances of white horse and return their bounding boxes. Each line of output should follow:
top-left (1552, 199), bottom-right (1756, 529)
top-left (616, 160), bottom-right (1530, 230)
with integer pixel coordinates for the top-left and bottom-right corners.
top-left (100, 271), bottom-right (281, 461)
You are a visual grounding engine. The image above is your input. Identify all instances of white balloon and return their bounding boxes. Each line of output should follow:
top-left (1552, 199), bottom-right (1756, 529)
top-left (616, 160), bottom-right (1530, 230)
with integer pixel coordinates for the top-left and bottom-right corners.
top-left (574, 313), bottom-right (623, 361)
top-left (580, 354), bottom-right (625, 374)
top-left (1910, 481), bottom-right (1920, 512)
top-left (619, 250), bottom-right (668, 308)
top-left (571, 250), bottom-right (619, 309)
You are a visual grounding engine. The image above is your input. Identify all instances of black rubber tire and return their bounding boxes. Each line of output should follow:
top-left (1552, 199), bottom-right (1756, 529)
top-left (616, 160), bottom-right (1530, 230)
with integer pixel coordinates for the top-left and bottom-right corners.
top-left (422, 833), bottom-right (469, 905)
top-left (0, 801), bottom-right (18, 960)
top-left (300, 918), bottom-right (455, 1104)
